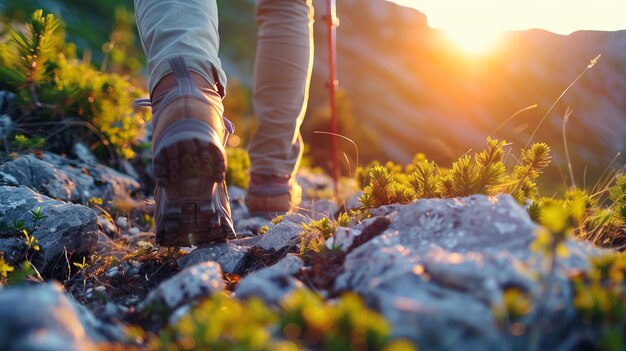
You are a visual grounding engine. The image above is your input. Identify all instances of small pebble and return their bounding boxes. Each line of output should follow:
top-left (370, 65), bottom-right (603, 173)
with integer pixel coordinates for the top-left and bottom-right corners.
top-left (105, 267), bottom-right (120, 278)
top-left (116, 216), bottom-right (129, 228)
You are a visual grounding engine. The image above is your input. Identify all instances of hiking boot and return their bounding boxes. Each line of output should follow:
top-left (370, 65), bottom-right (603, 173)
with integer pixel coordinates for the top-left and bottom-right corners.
top-left (146, 57), bottom-right (235, 247)
top-left (246, 173), bottom-right (302, 219)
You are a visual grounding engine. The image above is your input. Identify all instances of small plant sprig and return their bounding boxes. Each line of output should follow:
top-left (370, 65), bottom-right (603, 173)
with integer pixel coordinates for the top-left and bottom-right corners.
top-left (407, 159), bottom-right (440, 199)
top-left (359, 166), bottom-right (414, 210)
top-left (20, 206), bottom-right (46, 254)
top-left (0, 256), bottom-right (15, 280)
top-left (511, 143), bottom-right (552, 204)
top-left (0, 9), bottom-right (60, 108)
top-left (297, 212), bottom-right (358, 256)
top-left (299, 217), bottom-right (337, 256)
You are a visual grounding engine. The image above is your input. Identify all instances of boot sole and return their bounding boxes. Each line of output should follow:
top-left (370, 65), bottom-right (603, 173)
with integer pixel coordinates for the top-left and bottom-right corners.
top-left (153, 120), bottom-right (233, 246)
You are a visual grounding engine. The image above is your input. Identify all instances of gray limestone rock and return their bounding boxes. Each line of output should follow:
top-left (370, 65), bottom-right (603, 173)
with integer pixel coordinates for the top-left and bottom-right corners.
top-left (0, 186), bottom-right (98, 276)
top-left (280, 213), bottom-right (310, 224)
top-left (143, 261), bottom-right (225, 311)
top-left (344, 191), bottom-right (364, 212)
top-left (255, 221), bottom-right (303, 252)
top-left (0, 282), bottom-right (99, 351)
top-left (325, 226), bottom-right (361, 251)
top-left (0, 152), bottom-right (140, 206)
top-left (72, 142), bottom-right (98, 165)
top-left (234, 217), bottom-right (270, 238)
top-left (178, 242), bottom-right (248, 274)
top-left (335, 194), bottom-right (606, 351)
top-left (0, 172), bottom-right (18, 186)
top-left (235, 254), bottom-right (304, 305)
top-left (231, 235), bottom-right (263, 247)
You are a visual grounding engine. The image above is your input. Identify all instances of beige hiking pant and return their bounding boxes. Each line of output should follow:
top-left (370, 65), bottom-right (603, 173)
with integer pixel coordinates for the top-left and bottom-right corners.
top-left (135, 0), bottom-right (314, 178)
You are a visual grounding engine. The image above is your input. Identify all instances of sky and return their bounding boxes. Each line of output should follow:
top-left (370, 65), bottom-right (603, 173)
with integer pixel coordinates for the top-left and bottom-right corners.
top-left (387, 0), bottom-right (626, 34)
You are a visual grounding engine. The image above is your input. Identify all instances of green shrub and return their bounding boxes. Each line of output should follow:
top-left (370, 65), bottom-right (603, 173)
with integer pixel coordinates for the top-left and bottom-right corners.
top-left (226, 146), bottom-right (251, 189)
top-left (571, 252), bottom-right (626, 351)
top-left (0, 10), bottom-right (149, 160)
top-left (278, 290), bottom-right (401, 351)
top-left (156, 289), bottom-right (414, 351)
top-left (157, 293), bottom-right (282, 351)
top-left (357, 138), bottom-right (551, 210)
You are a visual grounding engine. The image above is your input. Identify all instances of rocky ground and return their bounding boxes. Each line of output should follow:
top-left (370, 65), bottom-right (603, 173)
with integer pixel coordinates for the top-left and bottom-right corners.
top-left (0, 150), bottom-right (612, 350)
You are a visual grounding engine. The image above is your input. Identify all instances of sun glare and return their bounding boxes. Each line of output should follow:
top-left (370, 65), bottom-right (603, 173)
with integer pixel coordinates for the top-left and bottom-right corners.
top-left (442, 28), bottom-right (503, 55)
top-left (387, 0), bottom-right (626, 54)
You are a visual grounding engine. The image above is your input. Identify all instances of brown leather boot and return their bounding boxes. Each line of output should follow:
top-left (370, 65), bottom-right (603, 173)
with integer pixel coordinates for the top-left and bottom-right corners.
top-left (246, 173), bottom-right (302, 219)
top-left (148, 57), bottom-right (235, 247)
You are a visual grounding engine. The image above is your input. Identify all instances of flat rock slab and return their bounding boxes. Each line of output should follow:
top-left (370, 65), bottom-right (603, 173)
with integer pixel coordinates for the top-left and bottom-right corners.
top-left (1, 152), bottom-right (140, 206)
top-left (143, 261), bottom-right (225, 311)
top-left (177, 242), bottom-right (248, 274)
top-left (255, 221), bottom-right (303, 252)
top-left (0, 186), bottom-right (98, 277)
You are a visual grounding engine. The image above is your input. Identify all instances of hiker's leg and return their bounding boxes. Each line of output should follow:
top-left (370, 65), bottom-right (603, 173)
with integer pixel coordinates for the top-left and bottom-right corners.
top-left (248, 0), bottom-right (314, 178)
top-left (134, 0), bottom-right (226, 97)
top-left (134, 0), bottom-right (235, 245)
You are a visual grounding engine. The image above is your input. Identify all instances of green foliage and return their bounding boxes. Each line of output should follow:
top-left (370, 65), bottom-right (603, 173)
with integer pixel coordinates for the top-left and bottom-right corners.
top-left (492, 287), bottom-right (533, 326)
top-left (609, 174), bottom-right (626, 220)
top-left (226, 147), bottom-right (251, 189)
top-left (359, 166), bottom-right (414, 210)
top-left (0, 206), bottom-right (47, 284)
top-left (337, 212), bottom-right (351, 227)
top-left (299, 217), bottom-right (337, 256)
top-left (531, 203), bottom-right (574, 259)
top-left (0, 257), bottom-right (15, 280)
top-left (407, 159), bottom-right (440, 199)
top-left (357, 138), bottom-right (551, 210)
top-left (278, 290), bottom-right (403, 351)
top-left (101, 7), bottom-right (143, 75)
top-left (158, 293), bottom-right (282, 350)
top-left (271, 215), bottom-right (284, 225)
top-left (156, 289), bottom-right (412, 351)
top-left (571, 252), bottom-right (626, 351)
top-left (529, 185), bottom-right (626, 249)
top-left (0, 10), bottom-right (149, 160)
top-left (439, 138), bottom-right (508, 197)
top-left (0, 10), bottom-right (61, 97)
top-left (510, 143), bottom-right (552, 204)
top-left (11, 134), bottom-right (45, 151)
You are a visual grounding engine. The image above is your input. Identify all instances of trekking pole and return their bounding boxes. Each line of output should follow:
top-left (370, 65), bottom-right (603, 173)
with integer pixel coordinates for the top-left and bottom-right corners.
top-left (325, 0), bottom-right (340, 198)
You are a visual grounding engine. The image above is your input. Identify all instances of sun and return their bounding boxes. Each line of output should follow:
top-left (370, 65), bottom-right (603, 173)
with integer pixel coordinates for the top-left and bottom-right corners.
top-left (442, 27), bottom-right (504, 55)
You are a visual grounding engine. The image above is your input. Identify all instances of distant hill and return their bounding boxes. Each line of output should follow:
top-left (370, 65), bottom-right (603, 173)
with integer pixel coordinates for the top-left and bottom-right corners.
top-left (306, 0), bottom-right (625, 179)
